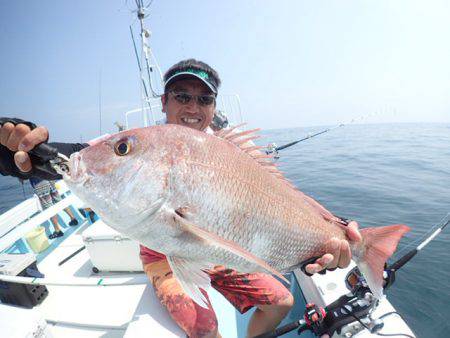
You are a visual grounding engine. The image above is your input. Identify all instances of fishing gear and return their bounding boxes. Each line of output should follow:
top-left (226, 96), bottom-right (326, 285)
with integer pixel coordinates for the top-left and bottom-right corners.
top-left (256, 267), bottom-right (406, 338)
top-left (256, 215), bottom-right (448, 337)
top-left (0, 117), bottom-right (69, 180)
top-left (254, 286), bottom-right (378, 338)
top-left (29, 143), bottom-right (70, 178)
top-left (265, 112), bottom-right (378, 157)
top-left (383, 214), bottom-right (449, 290)
top-left (210, 110), bottom-right (229, 130)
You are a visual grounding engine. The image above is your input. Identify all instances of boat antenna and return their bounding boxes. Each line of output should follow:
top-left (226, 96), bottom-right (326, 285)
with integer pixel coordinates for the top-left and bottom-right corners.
top-left (266, 111), bottom-right (380, 157)
top-left (129, 0), bottom-right (164, 125)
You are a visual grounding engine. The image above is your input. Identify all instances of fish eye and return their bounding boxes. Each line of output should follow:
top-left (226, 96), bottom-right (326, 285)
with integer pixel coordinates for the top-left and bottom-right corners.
top-left (114, 139), bottom-right (132, 156)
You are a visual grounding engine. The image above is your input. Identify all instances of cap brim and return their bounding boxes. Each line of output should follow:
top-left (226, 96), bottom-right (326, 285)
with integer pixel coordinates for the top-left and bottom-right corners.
top-left (164, 72), bottom-right (217, 94)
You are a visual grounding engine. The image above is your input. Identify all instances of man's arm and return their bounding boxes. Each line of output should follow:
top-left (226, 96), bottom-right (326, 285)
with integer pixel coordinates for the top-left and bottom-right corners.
top-left (0, 118), bottom-right (88, 179)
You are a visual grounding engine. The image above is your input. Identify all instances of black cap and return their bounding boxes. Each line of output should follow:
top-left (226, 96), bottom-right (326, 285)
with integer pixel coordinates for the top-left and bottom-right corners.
top-left (163, 59), bottom-right (221, 94)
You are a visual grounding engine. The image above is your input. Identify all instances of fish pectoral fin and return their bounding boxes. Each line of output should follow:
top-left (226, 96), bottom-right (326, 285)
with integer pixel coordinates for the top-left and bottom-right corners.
top-left (166, 256), bottom-right (211, 308)
top-left (172, 212), bottom-right (289, 284)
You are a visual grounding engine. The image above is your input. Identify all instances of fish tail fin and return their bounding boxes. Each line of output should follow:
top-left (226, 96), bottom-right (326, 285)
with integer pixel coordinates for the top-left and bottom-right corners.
top-left (356, 224), bottom-right (410, 298)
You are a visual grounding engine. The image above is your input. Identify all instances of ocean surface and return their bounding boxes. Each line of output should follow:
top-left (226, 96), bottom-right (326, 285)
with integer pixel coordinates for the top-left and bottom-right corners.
top-left (0, 123), bottom-right (449, 337)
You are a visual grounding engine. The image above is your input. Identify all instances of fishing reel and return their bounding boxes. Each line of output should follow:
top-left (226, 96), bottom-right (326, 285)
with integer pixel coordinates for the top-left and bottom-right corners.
top-left (266, 143), bottom-right (280, 160)
top-left (255, 267), bottom-right (384, 338)
top-left (305, 267), bottom-right (381, 337)
top-left (210, 110), bottom-right (229, 131)
top-left (255, 294), bottom-right (380, 338)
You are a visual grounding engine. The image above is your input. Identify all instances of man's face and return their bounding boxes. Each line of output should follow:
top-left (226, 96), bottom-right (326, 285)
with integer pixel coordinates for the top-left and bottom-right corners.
top-left (161, 78), bottom-right (216, 131)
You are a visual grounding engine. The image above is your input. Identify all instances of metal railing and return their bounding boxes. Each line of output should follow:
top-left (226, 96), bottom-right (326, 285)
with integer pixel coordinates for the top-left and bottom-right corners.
top-left (124, 93), bottom-right (244, 130)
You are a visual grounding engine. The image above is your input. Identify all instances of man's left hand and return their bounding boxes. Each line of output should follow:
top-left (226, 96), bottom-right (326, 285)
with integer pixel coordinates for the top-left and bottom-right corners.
top-left (305, 221), bottom-right (362, 275)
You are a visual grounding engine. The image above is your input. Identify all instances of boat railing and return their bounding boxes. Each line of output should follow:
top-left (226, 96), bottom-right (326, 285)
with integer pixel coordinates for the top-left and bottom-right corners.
top-left (217, 93), bottom-right (244, 125)
top-left (0, 195), bottom-right (42, 241)
top-left (0, 273), bottom-right (148, 287)
top-left (0, 193), bottom-right (83, 253)
top-left (123, 93), bottom-right (244, 130)
top-left (125, 98), bottom-right (163, 130)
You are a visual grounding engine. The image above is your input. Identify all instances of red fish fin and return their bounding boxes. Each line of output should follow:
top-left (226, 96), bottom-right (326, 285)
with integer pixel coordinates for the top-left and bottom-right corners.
top-left (241, 145), bottom-right (264, 154)
top-left (173, 212), bottom-right (289, 284)
top-left (217, 127), bottom-right (343, 222)
top-left (214, 127), bottom-right (297, 187)
top-left (214, 123), bottom-right (247, 138)
top-left (226, 128), bottom-right (261, 141)
top-left (357, 224), bottom-right (410, 298)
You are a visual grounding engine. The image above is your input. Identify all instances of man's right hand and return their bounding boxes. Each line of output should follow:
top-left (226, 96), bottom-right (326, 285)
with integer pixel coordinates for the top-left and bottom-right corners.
top-left (0, 121), bottom-right (49, 173)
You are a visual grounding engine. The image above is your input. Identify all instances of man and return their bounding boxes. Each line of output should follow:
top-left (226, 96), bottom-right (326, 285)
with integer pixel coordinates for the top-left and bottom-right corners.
top-left (0, 59), bottom-right (361, 338)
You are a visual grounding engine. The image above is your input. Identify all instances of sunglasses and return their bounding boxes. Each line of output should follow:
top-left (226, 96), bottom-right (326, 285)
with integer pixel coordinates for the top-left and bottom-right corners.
top-left (168, 91), bottom-right (216, 106)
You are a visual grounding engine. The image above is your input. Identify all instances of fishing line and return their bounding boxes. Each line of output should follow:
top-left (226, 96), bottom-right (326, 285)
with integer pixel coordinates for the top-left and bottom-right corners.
top-left (390, 213), bottom-right (450, 260)
top-left (345, 310), bottom-right (414, 338)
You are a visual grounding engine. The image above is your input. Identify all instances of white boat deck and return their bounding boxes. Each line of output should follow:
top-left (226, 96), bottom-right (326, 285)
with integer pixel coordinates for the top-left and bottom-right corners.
top-left (32, 222), bottom-right (238, 338)
top-left (0, 191), bottom-right (416, 338)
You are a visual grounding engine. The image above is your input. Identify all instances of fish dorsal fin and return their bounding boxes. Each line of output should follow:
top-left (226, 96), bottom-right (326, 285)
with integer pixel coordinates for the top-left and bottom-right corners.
top-left (214, 125), bottom-right (341, 222)
top-left (214, 125), bottom-right (295, 188)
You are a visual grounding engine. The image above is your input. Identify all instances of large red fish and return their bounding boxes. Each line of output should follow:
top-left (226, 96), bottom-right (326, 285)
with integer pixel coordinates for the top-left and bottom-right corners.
top-left (64, 124), bottom-right (409, 306)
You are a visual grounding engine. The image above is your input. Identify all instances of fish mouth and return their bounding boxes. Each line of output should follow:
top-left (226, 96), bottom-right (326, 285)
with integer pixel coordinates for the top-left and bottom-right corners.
top-left (64, 152), bottom-right (90, 185)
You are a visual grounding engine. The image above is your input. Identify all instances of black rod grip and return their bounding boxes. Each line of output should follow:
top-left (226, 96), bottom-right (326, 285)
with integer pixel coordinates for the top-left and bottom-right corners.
top-left (29, 143), bottom-right (59, 162)
top-left (387, 249), bottom-right (417, 272)
top-left (254, 320), bottom-right (302, 338)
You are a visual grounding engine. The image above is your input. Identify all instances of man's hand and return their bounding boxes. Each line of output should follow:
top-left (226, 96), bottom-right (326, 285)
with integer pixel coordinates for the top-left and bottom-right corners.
top-left (0, 121), bottom-right (49, 173)
top-left (305, 221), bottom-right (362, 275)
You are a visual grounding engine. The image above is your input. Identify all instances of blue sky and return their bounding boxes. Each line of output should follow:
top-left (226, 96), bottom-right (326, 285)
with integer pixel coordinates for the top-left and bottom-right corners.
top-left (0, 0), bottom-right (449, 142)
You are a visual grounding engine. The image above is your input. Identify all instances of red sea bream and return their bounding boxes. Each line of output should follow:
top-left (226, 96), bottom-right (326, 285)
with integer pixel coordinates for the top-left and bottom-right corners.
top-left (63, 124), bottom-right (409, 306)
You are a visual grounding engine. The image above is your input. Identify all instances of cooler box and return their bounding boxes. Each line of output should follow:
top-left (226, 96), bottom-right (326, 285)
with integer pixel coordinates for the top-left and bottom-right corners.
top-left (0, 253), bottom-right (48, 308)
top-left (82, 220), bottom-right (143, 272)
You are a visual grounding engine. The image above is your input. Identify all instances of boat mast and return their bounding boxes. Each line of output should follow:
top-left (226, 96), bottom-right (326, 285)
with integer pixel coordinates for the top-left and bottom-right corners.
top-left (130, 0), bottom-right (164, 126)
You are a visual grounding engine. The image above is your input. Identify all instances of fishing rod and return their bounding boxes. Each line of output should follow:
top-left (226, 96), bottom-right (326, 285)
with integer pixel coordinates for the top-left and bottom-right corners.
top-left (383, 214), bottom-right (449, 289)
top-left (265, 112), bottom-right (379, 158)
top-left (256, 215), bottom-right (449, 338)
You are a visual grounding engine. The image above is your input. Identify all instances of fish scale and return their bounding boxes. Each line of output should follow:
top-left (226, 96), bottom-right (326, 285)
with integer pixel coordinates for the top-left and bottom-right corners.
top-left (64, 124), bottom-right (410, 306)
top-left (173, 131), bottom-right (345, 269)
